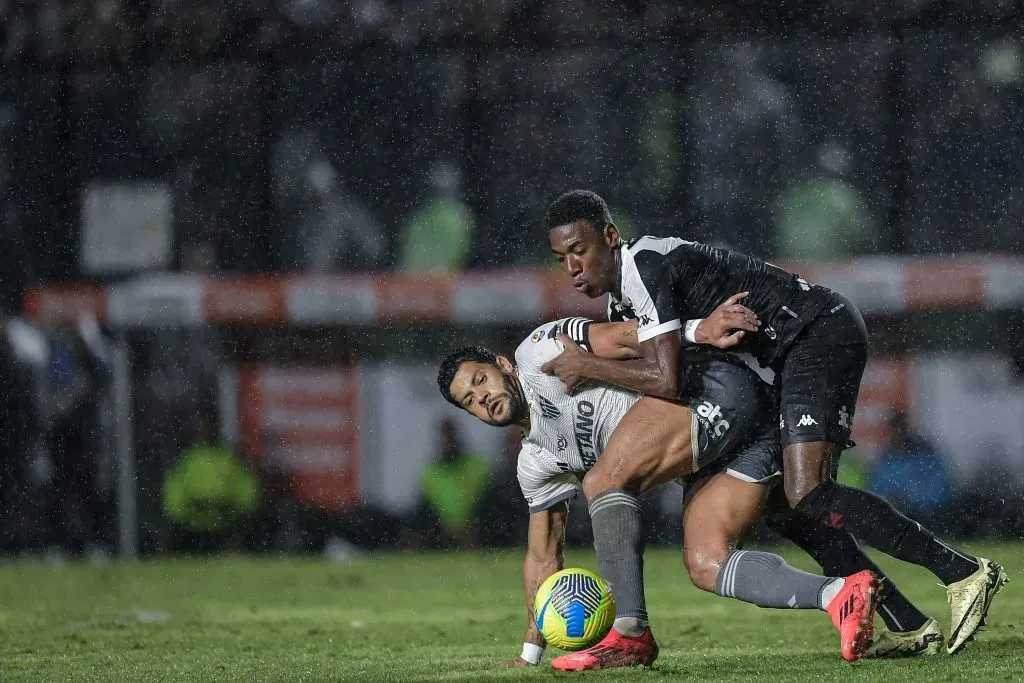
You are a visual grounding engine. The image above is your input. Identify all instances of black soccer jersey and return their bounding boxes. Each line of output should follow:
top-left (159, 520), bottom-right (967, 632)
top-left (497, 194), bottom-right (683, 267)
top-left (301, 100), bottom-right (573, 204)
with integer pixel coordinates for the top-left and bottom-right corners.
top-left (607, 236), bottom-right (833, 367)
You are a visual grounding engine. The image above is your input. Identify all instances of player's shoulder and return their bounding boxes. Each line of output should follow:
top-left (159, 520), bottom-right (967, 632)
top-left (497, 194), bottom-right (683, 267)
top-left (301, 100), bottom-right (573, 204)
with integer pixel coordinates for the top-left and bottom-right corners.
top-left (624, 235), bottom-right (696, 278)
top-left (625, 235), bottom-right (694, 257)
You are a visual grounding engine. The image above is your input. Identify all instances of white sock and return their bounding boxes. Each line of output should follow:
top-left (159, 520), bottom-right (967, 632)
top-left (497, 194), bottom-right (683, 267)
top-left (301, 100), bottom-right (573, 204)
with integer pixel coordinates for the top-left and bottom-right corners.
top-left (613, 616), bottom-right (648, 637)
top-left (819, 578), bottom-right (846, 610)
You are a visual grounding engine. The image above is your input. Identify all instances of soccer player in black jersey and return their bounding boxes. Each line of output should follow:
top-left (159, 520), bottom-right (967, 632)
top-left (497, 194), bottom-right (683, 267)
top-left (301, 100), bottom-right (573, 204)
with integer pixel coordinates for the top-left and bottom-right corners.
top-left (541, 189), bottom-right (1006, 655)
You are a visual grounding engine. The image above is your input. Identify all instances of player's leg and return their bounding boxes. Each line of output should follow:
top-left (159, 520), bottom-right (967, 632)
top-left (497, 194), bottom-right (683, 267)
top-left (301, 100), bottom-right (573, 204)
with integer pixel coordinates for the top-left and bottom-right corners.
top-left (781, 296), bottom-right (974, 584)
top-left (764, 486), bottom-right (943, 657)
top-left (579, 395), bottom-right (696, 640)
top-left (683, 471), bottom-right (827, 603)
top-left (578, 358), bottom-right (777, 640)
top-left (681, 467), bottom-right (879, 662)
top-left (551, 396), bottom-right (695, 671)
top-left (778, 295), bottom-right (1006, 652)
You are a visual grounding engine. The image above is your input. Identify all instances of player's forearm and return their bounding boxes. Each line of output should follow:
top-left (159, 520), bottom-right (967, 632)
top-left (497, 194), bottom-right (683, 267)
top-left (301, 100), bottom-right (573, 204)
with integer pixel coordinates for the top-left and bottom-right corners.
top-left (522, 551), bottom-right (562, 646)
top-left (576, 353), bottom-right (679, 399)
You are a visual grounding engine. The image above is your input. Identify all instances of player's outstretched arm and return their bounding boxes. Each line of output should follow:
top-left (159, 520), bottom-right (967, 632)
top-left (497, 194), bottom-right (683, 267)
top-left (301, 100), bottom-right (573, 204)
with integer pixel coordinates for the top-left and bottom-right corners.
top-left (542, 328), bottom-right (682, 399)
top-left (504, 501), bottom-right (568, 668)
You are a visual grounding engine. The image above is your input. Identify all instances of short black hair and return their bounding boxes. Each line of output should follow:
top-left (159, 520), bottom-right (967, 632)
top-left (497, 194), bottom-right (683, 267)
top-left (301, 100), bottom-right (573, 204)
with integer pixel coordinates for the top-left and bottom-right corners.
top-left (545, 190), bottom-right (612, 231)
top-left (437, 346), bottom-right (499, 407)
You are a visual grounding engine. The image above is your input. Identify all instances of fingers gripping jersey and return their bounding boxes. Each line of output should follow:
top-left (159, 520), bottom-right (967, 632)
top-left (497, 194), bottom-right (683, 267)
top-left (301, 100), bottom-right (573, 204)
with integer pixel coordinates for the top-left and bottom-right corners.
top-left (514, 318), bottom-right (641, 513)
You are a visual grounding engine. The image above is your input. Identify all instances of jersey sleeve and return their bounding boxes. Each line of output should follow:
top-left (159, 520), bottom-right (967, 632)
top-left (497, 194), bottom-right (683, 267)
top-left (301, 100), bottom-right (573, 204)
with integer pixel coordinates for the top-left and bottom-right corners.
top-left (517, 442), bottom-right (580, 513)
top-left (623, 249), bottom-right (683, 343)
top-left (553, 317), bottom-right (593, 352)
top-left (514, 318), bottom-right (595, 374)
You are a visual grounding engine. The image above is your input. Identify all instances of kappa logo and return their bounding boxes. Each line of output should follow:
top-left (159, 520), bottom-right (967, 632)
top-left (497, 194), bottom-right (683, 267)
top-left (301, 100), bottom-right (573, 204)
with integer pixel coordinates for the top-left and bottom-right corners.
top-left (696, 401), bottom-right (731, 437)
top-left (838, 406), bottom-right (851, 429)
top-left (797, 414), bottom-right (818, 427)
top-left (537, 395), bottom-right (561, 420)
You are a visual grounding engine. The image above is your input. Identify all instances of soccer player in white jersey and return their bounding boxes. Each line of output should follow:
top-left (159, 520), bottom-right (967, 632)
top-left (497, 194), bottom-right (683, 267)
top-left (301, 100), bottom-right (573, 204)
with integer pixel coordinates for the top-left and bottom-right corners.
top-left (438, 318), bottom-right (879, 670)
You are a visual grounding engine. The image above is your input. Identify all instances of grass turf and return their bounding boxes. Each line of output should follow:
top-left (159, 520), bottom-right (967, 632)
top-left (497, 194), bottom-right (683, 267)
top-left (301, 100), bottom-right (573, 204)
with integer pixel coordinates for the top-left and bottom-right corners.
top-left (0, 543), bottom-right (1021, 682)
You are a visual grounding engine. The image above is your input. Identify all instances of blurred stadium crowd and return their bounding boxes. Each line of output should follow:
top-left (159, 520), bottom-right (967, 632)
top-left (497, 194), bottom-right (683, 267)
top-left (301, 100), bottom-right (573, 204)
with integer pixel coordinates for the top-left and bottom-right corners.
top-left (0, 1), bottom-right (1022, 557)
top-left (1, 1), bottom-right (1022, 302)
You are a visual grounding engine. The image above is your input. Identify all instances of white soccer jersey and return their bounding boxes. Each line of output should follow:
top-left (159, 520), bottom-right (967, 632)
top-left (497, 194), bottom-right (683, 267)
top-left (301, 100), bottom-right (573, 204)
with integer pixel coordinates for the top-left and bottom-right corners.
top-left (514, 318), bottom-right (641, 513)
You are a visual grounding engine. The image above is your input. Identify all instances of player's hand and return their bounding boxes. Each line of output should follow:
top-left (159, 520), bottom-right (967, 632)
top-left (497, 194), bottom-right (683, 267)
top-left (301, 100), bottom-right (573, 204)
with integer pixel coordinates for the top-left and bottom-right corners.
top-left (541, 332), bottom-right (585, 393)
top-left (502, 657), bottom-right (535, 668)
top-left (696, 292), bottom-right (760, 349)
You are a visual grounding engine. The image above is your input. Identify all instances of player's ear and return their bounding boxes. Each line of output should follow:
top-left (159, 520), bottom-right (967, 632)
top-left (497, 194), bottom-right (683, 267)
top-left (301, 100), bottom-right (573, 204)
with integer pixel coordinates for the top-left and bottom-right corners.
top-left (603, 223), bottom-right (621, 248)
top-left (495, 355), bottom-right (515, 374)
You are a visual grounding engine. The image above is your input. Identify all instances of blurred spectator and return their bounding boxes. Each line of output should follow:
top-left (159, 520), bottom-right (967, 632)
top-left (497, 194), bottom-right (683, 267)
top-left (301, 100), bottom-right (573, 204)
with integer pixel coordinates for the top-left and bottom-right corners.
top-left (406, 418), bottom-right (490, 549)
top-left (0, 319), bottom-right (45, 554)
top-left (689, 44), bottom-right (801, 254)
top-left (163, 417), bottom-right (260, 554)
top-left (774, 141), bottom-right (878, 262)
top-left (272, 130), bottom-right (386, 272)
top-left (299, 161), bottom-right (385, 272)
top-left (43, 317), bottom-right (114, 559)
top-left (397, 160), bottom-right (474, 272)
top-left (868, 412), bottom-right (953, 530)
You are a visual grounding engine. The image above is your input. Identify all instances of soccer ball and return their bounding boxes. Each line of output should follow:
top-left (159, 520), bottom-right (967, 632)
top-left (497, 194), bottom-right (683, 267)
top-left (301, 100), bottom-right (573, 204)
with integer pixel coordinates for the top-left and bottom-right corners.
top-left (534, 568), bottom-right (616, 651)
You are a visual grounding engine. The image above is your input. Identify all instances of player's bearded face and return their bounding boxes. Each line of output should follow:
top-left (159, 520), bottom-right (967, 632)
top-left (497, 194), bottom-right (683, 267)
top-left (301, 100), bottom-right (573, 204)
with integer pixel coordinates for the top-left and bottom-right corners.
top-left (550, 220), bottom-right (619, 298)
top-left (451, 360), bottom-right (526, 427)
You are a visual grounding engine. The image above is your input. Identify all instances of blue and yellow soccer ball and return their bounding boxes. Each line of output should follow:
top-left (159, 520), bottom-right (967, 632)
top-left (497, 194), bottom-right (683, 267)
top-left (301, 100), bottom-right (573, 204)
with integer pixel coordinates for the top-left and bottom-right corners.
top-left (534, 568), bottom-right (616, 651)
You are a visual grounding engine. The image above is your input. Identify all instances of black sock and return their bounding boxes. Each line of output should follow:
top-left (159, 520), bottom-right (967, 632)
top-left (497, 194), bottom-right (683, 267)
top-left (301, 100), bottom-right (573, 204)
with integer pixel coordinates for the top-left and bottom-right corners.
top-left (795, 480), bottom-right (979, 586)
top-left (766, 502), bottom-right (929, 632)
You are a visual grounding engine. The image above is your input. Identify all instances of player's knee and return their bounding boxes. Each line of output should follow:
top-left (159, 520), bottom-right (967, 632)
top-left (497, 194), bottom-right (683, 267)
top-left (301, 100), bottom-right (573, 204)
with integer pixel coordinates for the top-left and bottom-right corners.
top-left (783, 470), bottom-right (822, 508)
top-left (683, 546), bottom-right (723, 593)
top-left (582, 470), bottom-right (613, 502)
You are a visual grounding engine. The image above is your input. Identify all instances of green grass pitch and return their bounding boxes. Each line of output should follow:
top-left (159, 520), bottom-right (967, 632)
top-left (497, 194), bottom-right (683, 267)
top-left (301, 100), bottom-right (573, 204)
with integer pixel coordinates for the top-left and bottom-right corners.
top-left (0, 543), bottom-right (1021, 682)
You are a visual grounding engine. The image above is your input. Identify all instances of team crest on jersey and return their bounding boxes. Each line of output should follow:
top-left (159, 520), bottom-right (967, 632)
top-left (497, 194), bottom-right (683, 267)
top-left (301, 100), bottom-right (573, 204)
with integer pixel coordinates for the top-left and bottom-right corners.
top-left (556, 434), bottom-right (568, 452)
top-left (537, 394), bottom-right (562, 419)
top-left (531, 330), bottom-right (543, 343)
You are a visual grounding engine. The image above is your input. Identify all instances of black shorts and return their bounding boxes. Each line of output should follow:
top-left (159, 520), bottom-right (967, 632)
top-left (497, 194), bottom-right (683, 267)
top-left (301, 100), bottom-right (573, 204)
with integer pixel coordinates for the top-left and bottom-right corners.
top-left (678, 357), bottom-right (781, 478)
top-left (775, 292), bottom-right (868, 448)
